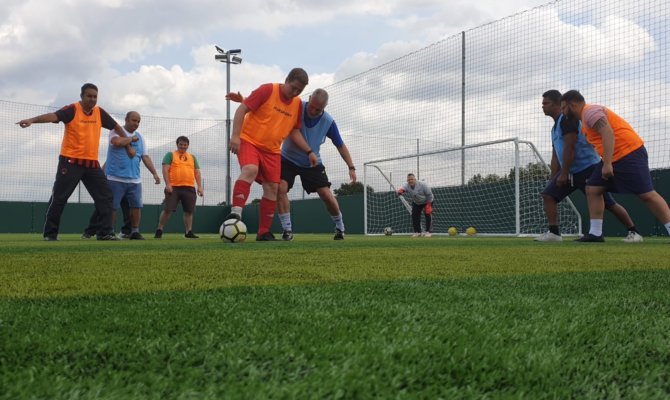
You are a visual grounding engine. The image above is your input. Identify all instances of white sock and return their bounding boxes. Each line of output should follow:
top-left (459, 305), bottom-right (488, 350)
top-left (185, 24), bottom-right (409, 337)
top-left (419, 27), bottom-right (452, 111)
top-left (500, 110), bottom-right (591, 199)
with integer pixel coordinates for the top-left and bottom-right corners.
top-left (589, 219), bottom-right (603, 236)
top-left (664, 221), bottom-right (670, 236)
top-left (279, 213), bottom-right (292, 231)
top-left (231, 206), bottom-right (243, 217)
top-left (331, 213), bottom-right (345, 231)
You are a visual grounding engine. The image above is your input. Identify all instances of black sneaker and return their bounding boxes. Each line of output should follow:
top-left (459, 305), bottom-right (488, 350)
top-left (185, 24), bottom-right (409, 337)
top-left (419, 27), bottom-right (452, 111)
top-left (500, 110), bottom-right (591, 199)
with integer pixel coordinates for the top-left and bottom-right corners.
top-left (184, 231), bottom-right (199, 239)
top-left (334, 229), bottom-right (344, 240)
top-left (44, 236), bottom-right (58, 241)
top-left (225, 212), bottom-right (241, 221)
top-left (575, 233), bottom-right (604, 242)
top-left (120, 233), bottom-right (132, 239)
top-left (81, 232), bottom-right (93, 239)
top-left (97, 234), bottom-right (120, 241)
top-left (129, 232), bottom-right (145, 240)
top-left (154, 229), bottom-right (163, 239)
top-left (256, 232), bottom-right (276, 241)
top-left (281, 230), bottom-right (294, 241)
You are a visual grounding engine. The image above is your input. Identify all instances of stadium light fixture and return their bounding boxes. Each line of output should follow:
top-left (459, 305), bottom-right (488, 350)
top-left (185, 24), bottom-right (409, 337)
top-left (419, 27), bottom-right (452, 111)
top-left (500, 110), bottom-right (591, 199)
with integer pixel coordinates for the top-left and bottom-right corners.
top-left (215, 46), bottom-right (243, 206)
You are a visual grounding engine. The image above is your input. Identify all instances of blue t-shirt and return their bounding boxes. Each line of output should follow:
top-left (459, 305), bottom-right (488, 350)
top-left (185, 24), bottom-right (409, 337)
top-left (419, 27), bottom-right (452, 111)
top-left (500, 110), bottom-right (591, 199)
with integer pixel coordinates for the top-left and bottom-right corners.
top-left (281, 101), bottom-right (344, 167)
top-left (105, 128), bottom-right (146, 182)
top-left (552, 114), bottom-right (600, 174)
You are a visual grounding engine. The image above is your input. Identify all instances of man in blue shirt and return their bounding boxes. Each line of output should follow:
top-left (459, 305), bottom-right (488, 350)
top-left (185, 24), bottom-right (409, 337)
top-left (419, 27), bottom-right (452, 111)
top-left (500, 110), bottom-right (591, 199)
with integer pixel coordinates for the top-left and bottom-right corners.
top-left (227, 88), bottom-right (356, 240)
top-left (536, 90), bottom-right (641, 242)
top-left (278, 88), bottom-right (356, 240)
top-left (85, 111), bottom-right (160, 239)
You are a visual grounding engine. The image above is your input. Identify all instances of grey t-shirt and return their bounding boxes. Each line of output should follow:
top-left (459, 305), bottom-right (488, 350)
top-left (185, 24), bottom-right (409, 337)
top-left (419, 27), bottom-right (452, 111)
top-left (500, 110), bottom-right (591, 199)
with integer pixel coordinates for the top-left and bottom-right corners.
top-left (401, 181), bottom-right (433, 205)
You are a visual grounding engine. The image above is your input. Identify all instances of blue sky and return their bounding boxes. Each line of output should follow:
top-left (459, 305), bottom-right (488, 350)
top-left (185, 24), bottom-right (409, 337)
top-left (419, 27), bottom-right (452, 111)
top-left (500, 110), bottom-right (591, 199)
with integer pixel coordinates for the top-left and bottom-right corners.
top-left (0, 0), bottom-right (549, 119)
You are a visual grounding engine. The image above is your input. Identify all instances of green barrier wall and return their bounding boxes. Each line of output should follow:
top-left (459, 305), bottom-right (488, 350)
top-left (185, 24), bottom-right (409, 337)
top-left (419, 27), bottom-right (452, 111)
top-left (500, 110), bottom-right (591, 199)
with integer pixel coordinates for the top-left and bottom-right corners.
top-left (0, 195), bottom-right (365, 235)
top-left (1, 169), bottom-right (668, 236)
top-left (0, 203), bottom-right (230, 235)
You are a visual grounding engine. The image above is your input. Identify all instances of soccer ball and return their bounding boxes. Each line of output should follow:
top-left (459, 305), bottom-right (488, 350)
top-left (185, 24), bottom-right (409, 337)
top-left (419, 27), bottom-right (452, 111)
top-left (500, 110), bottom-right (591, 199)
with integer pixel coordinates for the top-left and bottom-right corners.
top-left (466, 226), bottom-right (477, 236)
top-left (448, 227), bottom-right (458, 236)
top-left (383, 227), bottom-right (393, 236)
top-left (219, 219), bottom-right (247, 243)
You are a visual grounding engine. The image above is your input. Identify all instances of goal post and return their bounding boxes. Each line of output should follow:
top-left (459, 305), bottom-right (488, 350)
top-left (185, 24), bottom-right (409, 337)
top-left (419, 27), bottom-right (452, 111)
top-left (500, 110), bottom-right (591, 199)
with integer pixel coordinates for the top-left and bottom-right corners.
top-left (363, 138), bottom-right (582, 236)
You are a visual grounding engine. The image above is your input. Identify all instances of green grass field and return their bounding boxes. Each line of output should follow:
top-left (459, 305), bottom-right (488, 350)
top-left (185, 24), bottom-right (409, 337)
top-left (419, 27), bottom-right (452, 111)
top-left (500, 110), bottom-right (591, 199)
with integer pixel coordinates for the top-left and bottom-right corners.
top-left (1, 234), bottom-right (669, 399)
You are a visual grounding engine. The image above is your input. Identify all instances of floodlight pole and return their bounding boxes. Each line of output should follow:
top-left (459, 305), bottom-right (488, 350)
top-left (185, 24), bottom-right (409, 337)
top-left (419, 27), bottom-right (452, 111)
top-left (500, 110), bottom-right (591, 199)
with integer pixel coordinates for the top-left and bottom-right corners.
top-left (225, 60), bottom-right (232, 206)
top-left (215, 46), bottom-right (242, 206)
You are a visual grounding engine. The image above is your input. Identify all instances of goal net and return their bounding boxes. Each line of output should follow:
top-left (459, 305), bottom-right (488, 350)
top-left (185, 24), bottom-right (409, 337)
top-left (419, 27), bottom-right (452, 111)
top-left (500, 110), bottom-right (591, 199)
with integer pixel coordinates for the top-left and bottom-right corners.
top-left (363, 138), bottom-right (582, 236)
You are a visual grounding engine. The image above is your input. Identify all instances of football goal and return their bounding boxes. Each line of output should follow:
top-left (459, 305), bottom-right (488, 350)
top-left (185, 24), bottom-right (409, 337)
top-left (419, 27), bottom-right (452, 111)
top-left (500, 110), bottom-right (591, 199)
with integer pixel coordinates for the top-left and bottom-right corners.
top-left (363, 138), bottom-right (582, 236)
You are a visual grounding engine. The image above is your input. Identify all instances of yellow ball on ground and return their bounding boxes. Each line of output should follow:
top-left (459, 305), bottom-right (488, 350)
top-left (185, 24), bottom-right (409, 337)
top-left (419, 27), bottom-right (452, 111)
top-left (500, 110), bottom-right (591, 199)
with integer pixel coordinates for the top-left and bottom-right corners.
top-left (466, 226), bottom-right (477, 236)
top-left (448, 227), bottom-right (458, 236)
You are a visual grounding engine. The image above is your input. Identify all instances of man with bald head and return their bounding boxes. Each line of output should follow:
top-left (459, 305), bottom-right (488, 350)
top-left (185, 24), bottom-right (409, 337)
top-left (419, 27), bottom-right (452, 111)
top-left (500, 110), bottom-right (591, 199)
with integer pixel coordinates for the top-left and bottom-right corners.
top-left (277, 88), bottom-right (356, 240)
top-left (85, 111), bottom-right (161, 240)
top-left (227, 88), bottom-right (356, 240)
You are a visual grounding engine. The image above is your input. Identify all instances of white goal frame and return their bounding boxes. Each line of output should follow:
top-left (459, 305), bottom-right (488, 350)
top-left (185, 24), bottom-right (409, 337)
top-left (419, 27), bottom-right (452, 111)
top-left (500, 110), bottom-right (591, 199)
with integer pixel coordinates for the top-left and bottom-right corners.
top-left (363, 137), bottom-right (582, 236)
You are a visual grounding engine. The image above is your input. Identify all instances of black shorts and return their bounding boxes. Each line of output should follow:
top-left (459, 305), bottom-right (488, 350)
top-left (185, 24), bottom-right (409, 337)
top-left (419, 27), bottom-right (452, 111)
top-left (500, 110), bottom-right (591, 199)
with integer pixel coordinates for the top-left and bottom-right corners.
top-left (163, 186), bottom-right (197, 213)
top-left (281, 159), bottom-right (331, 194)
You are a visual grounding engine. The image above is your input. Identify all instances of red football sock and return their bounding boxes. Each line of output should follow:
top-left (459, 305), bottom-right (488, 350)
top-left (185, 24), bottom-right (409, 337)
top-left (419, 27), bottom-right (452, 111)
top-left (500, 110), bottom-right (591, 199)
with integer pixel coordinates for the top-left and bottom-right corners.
top-left (232, 180), bottom-right (251, 208)
top-left (258, 197), bottom-right (277, 235)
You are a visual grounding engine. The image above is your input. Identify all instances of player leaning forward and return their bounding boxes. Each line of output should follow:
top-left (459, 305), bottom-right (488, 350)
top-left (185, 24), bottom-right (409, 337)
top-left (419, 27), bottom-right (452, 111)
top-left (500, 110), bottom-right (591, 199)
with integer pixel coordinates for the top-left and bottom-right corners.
top-left (397, 173), bottom-right (434, 237)
top-left (536, 90), bottom-right (640, 242)
top-left (278, 88), bottom-right (356, 240)
top-left (229, 88), bottom-right (357, 240)
top-left (226, 68), bottom-right (317, 241)
top-left (561, 90), bottom-right (670, 242)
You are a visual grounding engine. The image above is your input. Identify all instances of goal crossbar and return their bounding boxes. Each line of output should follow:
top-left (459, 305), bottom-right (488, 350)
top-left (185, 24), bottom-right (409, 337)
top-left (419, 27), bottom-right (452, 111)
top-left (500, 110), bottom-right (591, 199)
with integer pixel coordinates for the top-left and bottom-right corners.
top-left (363, 137), bottom-right (582, 236)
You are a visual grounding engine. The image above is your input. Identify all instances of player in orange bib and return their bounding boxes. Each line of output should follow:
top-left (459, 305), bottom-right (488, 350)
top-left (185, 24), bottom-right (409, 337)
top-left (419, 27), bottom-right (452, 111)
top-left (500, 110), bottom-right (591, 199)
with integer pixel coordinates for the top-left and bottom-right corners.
top-left (16, 83), bottom-right (133, 241)
top-left (154, 136), bottom-right (204, 239)
top-left (561, 90), bottom-right (670, 242)
top-left (227, 68), bottom-right (317, 241)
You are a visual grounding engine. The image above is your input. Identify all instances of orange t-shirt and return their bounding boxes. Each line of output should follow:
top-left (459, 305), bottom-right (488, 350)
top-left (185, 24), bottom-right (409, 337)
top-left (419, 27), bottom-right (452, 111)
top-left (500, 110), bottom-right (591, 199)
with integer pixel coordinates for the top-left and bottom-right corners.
top-left (240, 83), bottom-right (302, 154)
top-left (168, 151), bottom-right (197, 187)
top-left (60, 102), bottom-right (103, 160)
top-left (581, 105), bottom-right (644, 162)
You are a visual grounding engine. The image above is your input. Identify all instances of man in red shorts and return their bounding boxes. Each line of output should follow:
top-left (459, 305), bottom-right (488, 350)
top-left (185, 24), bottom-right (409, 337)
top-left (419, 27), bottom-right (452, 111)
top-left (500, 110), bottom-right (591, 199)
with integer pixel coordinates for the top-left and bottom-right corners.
top-left (561, 90), bottom-right (670, 242)
top-left (227, 68), bottom-right (317, 241)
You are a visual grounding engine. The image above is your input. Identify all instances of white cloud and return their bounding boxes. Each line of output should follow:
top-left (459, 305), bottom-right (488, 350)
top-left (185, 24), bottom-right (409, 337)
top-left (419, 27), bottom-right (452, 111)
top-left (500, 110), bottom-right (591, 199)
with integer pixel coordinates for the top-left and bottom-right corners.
top-left (334, 41), bottom-right (426, 82)
top-left (3, 0), bottom-right (669, 205)
top-left (0, 0), bottom-right (551, 115)
top-left (1, 0), bottom-right (660, 122)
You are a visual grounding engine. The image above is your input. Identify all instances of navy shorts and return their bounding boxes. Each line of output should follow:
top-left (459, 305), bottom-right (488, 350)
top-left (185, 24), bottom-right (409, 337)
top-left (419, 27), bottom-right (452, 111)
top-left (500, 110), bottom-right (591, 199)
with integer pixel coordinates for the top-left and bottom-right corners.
top-left (542, 164), bottom-right (616, 207)
top-left (587, 146), bottom-right (654, 194)
top-left (281, 159), bottom-right (330, 194)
